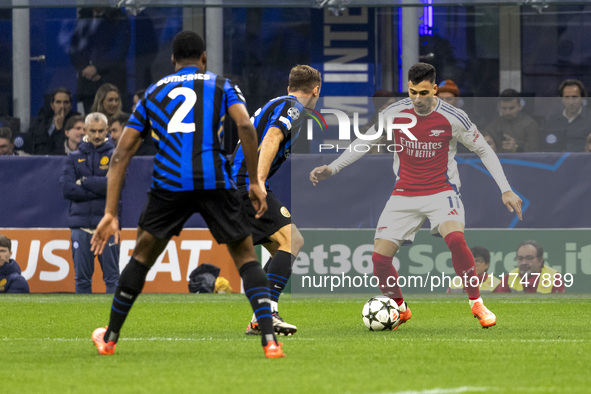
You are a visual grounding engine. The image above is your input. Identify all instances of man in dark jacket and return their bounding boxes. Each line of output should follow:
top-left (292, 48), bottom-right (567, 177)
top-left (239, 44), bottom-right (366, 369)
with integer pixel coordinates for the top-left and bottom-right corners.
top-left (0, 235), bottom-right (30, 293)
top-left (25, 87), bottom-right (80, 155)
top-left (60, 112), bottom-right (119, 294)
top-left (69, 7), bottom-right (130, 113)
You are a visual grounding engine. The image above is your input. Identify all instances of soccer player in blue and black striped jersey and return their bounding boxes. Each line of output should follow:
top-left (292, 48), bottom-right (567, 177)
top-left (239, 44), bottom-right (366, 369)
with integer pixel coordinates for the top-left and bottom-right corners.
top-left (232, 65), bottom-right (321, 336)
top-left (89, 31), bottom-right (285, 358)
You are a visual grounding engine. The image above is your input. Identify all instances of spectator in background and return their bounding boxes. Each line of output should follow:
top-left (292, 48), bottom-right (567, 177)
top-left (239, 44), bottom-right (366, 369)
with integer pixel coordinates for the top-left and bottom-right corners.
top-left (69, 7), bottom-right (130, 114)
top-left (0, 127), bottom-right (27, 156)
top-left (60, 115), bottom-right (86, 155)
top-left (447, 246), bottom-right (508, 293)
top-left (503, 240), bottom-right (565, 293)
top-left (60, 113), bottom-right (119, 294)
top-left (108, 112), bottom-right (128, 146)
top-left (132, 89), bottom-right (146, 112)
top-left (585, 133), bottom-right (591, 153)
top-left (486, 89), bottom-right (539, 153)
top-left (0, 235), bottom-right (30, 293)
top-left (0, 117), bottom-right (22, 149)
top-left (437, 79), bottom-right (461, 108)
top-left (0, 127), bottom-right (17, 155)
top-left (481, 130), bottom-right (501, 153)
top-left (24, 87), bottom-right (79, 155)
top-left (546, 79), bottom-right (590, 152)
top-left (0, 127), bottom-right (13, 155)
top-left (437, 80), bottom-right (474, 153)
top-left (91, 83), bottom-right (123, 119)
top-left (108, 112), bottom-right (156, 155)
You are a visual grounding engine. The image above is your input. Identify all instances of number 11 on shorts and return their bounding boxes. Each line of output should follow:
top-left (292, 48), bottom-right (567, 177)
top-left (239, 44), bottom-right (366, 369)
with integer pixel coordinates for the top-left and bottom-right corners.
top-left (447, 195), bottom-right (460, 209)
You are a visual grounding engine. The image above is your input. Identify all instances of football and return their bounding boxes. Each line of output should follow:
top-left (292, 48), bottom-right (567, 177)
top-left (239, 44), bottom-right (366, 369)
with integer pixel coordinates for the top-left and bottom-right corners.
top-left (362, 296), bottom-right (401, 331)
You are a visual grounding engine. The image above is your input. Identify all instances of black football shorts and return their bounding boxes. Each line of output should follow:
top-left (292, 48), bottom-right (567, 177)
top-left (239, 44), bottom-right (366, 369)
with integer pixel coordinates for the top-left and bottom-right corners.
top-left (239, 188), bottom-right (292, 245)
top-left (138, 188), bottom-right (252, 244)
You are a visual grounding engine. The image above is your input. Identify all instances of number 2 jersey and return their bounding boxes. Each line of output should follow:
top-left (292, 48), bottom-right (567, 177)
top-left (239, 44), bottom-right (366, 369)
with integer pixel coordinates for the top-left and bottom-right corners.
top-left (231, 95), bottom-right (305, 189)
top-left (127, 66), bottom-right (246, 191)
top-left (328, 98), bottom-right (511, 196)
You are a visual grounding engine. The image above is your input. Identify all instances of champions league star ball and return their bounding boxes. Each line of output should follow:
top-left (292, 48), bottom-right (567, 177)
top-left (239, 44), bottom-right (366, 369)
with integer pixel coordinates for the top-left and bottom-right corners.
top-left (362, 296), bottom-right (401, 331)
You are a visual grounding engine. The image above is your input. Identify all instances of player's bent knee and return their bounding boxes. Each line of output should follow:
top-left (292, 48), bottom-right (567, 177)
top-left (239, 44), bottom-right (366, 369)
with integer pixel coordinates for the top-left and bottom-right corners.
top-left (227, 236), bottom-right (257, 266)
top-left (373, 239), bottom-right (399, 257)
top-left (263, 241), bottom-right (280, 256)
top-left (271, 225), bottom-right (293, 249)
top-left (273, 224), bottom-right (304, 255)
top-left (291, 226), bottom-right (304, 255)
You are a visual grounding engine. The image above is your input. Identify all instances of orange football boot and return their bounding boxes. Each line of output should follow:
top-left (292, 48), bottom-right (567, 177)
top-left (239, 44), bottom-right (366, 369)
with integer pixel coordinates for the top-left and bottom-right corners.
top-left (393, 303), bottom-right (411, 330)
top-left (245, 320), bottom-right (261, 335)
top-left (471, 301), bottom-right (497, 328)
top-left (92, 327), bottom-right (117, 355)
top-left (263, 340), bottom-right (286, 358)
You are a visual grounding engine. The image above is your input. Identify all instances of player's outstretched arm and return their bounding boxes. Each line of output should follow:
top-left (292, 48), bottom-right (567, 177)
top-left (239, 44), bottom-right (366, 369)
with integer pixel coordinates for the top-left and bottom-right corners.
top-left (90, 126), bottom-right (141, 255)
top-left (228, 103), bottom-right (268, 218)
top-left (502, 190), bottom-right (523, 220)
top-left (309, 165), bottom-right (333, 186)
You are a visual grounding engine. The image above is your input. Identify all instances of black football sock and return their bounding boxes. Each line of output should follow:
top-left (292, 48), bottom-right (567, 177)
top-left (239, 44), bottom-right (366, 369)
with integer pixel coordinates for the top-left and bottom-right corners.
top-left (240, 261), bottom-right (275, 346)
top-left (262, 257), bottom-right (272, 273)
top-left (104, 257), bottom-right (150, 343)
top-left (266, 251), bottom-right (296, 304)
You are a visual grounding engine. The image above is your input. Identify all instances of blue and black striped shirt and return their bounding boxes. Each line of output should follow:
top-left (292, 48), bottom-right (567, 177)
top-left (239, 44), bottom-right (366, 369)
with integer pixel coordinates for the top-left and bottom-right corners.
top-left (232, 95), bottom-right (305, 188)
top-left (128, 66), bottom-right (246, 191)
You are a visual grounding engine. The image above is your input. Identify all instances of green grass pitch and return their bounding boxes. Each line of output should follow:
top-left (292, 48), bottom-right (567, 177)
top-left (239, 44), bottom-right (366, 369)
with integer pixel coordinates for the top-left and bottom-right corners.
top-left (1, 294), bottom-right (590, 394)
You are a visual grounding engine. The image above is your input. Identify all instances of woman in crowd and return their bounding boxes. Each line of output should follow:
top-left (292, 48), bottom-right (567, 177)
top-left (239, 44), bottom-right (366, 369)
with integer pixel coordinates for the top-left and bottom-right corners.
top-left (91, 83), bottom-right (122, 119)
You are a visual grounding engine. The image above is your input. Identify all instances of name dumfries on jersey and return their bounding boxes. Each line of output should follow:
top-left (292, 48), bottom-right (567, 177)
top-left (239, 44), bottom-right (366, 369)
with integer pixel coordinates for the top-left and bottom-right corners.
top-left (157, 72), bottom-right (211, 86)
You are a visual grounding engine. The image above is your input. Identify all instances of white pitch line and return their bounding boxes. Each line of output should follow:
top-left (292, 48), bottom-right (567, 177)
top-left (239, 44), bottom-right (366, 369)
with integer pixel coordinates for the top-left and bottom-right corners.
top-left (1, 337), bottom-right (586, 343)
top-left (388, 387), bottom-right (491, 394)
top-left (1, 337), bottom-right (240, 342)
top-left (1, 296), bottom-right (590, 305)
top-left (386, 385), bottom-right (555, 394)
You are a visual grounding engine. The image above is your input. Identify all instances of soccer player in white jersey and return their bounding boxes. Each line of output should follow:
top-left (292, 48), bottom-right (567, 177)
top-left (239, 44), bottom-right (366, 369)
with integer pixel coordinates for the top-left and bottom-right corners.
top-left (310, 63), bottom-right (523, 328)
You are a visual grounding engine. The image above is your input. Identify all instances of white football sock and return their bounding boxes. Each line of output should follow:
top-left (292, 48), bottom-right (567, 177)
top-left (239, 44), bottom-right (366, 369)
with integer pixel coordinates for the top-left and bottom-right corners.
top-left (469, 297), bottom-right (483, 307)
top-left (399, 301), bottom-right (407, 312)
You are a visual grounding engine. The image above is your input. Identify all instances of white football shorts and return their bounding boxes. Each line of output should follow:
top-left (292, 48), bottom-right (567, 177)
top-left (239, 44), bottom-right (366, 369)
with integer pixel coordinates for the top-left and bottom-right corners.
top-left (374, 190), bottom-right (465, 245)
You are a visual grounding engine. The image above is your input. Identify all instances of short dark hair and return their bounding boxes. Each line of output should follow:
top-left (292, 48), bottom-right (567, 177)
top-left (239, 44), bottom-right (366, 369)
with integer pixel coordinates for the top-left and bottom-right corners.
top-left (0, 126), bottom-right (12, 142)
top-left (65, 115), bottom-right (84, 131)
top-left (499, 88), bottom-right (521, 102)
top-left (172, 31), bottom-right (206, 62)
top-left (408, 63), bottom-right (436, 85)
top-left (518, 240), bottom-right (544, 259)
top-left (470, 246), bottom-right (490, 264)
top-left (0, 235), bottom-right (12, 251)
top-left (288, 65), bottom-right (321, 94)
top-left (51, 87), bottom-right (72, 103)
top-left (109, 112), bottom-right (130, 126)
top-left (558, 79), bottom-right (588, 97)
